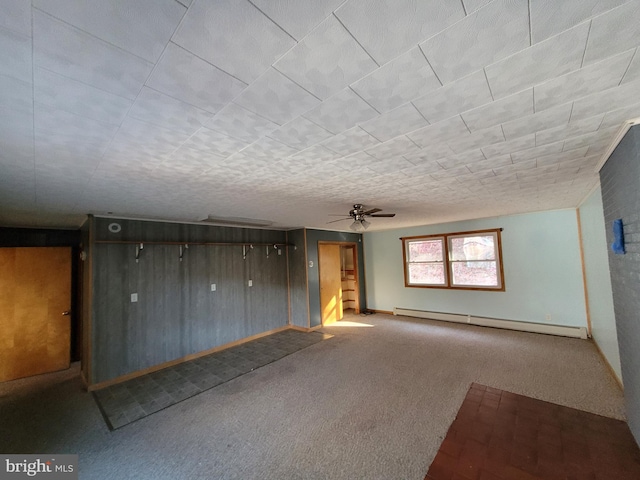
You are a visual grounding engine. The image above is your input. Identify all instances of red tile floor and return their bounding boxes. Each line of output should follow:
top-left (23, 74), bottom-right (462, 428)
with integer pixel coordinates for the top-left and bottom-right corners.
top-left (425, 383), bottom-right (640, 480)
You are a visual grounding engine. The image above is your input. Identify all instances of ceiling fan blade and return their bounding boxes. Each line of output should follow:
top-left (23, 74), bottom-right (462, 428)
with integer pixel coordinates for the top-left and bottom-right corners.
top-left (362, 208), bottom-right (382, 215)
top-left (328, 213), bottom-right (352, 216)
top-left (326, 218), bottom-right (350, 224)
top-left (370, 213), bottom-right (396, 217)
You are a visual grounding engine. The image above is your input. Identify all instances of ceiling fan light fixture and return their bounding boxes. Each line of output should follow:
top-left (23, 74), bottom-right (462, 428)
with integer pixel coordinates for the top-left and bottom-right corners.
top-left (361, 219), bottom-right (371, 230)
top-left (350, 220), bottom-right (363, 231)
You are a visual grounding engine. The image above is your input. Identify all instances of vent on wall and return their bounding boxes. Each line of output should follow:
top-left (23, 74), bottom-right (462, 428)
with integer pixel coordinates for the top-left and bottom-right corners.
top-left (393, 307), bottom-right (588, 339)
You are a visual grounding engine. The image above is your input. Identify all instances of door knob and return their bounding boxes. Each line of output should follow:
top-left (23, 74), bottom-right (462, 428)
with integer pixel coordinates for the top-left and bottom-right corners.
top-left (62, 311), bottom-right (71, 316)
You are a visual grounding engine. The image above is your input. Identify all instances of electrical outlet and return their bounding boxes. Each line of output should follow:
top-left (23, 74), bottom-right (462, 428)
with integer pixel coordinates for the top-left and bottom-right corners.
top-left (131, 293), bottom-right (138, 303)
top-left (248, 280), bottom-right (253, 287)
top-left (211, 283), bottom-right (216, 292)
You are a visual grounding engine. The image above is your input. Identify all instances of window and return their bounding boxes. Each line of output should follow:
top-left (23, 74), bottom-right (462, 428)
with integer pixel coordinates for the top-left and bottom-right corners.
top-left (402, 229), bottom-right (504, 291)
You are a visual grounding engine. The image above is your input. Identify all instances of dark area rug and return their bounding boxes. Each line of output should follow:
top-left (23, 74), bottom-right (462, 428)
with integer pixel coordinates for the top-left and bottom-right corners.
top-left (425, 383), bottom-right (640, 480)
top-left (93, 329), bottom-right (331, 430)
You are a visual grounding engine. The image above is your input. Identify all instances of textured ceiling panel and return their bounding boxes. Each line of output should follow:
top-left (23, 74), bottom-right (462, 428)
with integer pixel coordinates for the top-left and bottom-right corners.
top-left (267, 116), bottom-right (334, 150)
top-left (179, 127), bottom-right (249, 158)
top-left (481, 134), bottom-right (536, 158)
top-left (128, 87), bottom-right (210, 135)
top-left (535, 115), bottom-right (605, 147)
top-left (448, 125), bottom-right (505, 154)
top-left (33, 11), bottom-right (153, 100)
top-left (0, 24), bottom-right (32, 83)
top-left (365, 136), bottom-right (419, 160)
top-left (251, 0), bottom-right (345, 41)
top-left (485, 22), bottom-right (590, 100)
top-left (274, 15), bottom-right (377, 100)
top-left (461, 89), bottom-right (533, 132)
top-left (421, 0), bottom-right (530, 84)
top-left (621, 49), bottom-right (640, 83)
top-left (105, 117), bottom-right (192, 158)
top-left (205, 103), bottom-right (278, 143)
top-left (321, 126), bottom-right (380, 156)
top-left (172, 0), bottom-right (295, 84)
top-left (437, 149), bottom-right (485, 170)
top-left (411, 70), bottom-right (493, 124)
top-left (351, 47), bottom-right (441, 113)
top-left (534, 49), bottom-right (634, 112)
top-left (32, 0), bottom-right (185, 62)
top-left (359, 102), bottom-right (428, 142)
top-left (600, 102), bottom-right (640, 129)
top-left (302, 88), bottom-right (379, 134)
top-left (233, 68), bottom-right (321, 126)
top-left (510, 140), bottom-right (564, 163)
top-left (407, 115), bottom-right (470, 148)
top-left (146, 42), bottom-right (247, 115)
top-left (562, 127), bottom-right (620, 152)
top-left (570, 79), bottom-right (640, 121)
top-left (403, 142), bottom-right (455, 163)
top-left (530, 0), bottom-right (629, 44)
top-left (0, 0), bottom-right (31, 37)
top-left (462, 0), bottom-right (493, 14)
top-left (583, 1), bottom-right (640, 66)
top-left (0, 75), bottom-right (32, 118)
top-left (502, 103), bottom-right (573, 140)
top-left (335, 0), bottom-right (464, 65)
top-left (466, 154), bottom-right (513, 173)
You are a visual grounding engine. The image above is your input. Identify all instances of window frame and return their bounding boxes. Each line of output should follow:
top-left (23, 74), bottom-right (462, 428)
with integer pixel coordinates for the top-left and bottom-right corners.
top-left (401, 228), bottom-right (505, 291)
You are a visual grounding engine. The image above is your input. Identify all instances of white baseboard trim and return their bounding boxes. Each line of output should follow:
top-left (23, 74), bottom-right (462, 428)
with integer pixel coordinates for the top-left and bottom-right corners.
top-left (393, 307), bottom-right (588, 339)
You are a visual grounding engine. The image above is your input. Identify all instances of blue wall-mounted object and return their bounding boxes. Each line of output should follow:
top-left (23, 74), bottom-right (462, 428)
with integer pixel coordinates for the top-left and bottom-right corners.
top-left (611, 218), bottom-right (625, 255)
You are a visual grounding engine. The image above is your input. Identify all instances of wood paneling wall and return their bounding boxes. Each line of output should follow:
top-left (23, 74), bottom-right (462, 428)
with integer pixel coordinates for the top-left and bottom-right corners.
top-left (287, 229), bottom-right (309, 328)
top-left (89, 218), bottom-right (289, 384)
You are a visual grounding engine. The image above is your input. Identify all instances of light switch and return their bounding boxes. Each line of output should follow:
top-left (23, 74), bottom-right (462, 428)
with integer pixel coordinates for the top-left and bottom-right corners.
top-left (211, 283), bottom-right (216, 292)
top-left (131, 293), bottom-right (138, 303)
top-left (248, 280), bottom-right (253, 287)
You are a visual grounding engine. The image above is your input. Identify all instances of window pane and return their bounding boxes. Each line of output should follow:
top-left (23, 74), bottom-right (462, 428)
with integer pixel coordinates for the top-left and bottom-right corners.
top-left (451, 261), bottom-right (499, 287)
top-left (449, 235), bottom-right (495, 261)
top-left (408, 239), bottom-right (443, 262)
top-left (408, 263), bottom-right (446, 285)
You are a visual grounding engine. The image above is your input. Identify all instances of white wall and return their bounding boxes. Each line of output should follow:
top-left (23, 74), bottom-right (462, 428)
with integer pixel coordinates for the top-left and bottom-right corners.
top-left (578, 185), bottom-right (622, 383)
top-left (364, 209), bottom-right (588, 327)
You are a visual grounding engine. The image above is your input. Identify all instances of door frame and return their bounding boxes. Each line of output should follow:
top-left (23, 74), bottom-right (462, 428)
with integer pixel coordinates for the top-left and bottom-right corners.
top-left (317, 241), bottom-right (361, 319)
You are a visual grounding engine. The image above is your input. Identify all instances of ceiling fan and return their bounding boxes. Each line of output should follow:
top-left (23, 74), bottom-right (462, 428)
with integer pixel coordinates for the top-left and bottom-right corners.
top-left (327, 204), bottom-right (396, 231)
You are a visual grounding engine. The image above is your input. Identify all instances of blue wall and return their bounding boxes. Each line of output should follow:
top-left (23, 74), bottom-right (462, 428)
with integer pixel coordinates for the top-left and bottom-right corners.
top-left (578, 185), bottom-right (621, 383)
top-left (364, 209), bottom-right (587, 327)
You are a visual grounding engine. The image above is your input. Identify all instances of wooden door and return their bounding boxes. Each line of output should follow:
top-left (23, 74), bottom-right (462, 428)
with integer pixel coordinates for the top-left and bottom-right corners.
top-left (318, 244), bottom-right (343, 325)
top-left (0, 247), bottom-right (72, 382)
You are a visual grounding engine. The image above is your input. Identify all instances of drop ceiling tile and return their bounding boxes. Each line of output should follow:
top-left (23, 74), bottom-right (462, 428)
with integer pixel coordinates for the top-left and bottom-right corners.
top-left (536, 115), bottom-right (604, 146)
top-left (400, 160), bottom-right (444, 176)
top-left (502, 103), bottom-right (573, 139)
top-left (530, 0), bottom-right (629, 44)
top-left (466, 154), bottom-right (513, 173)
top-left (621, 49), bottom-right (640, 83)
top-left (267, 117), bottom-right (334, 150)
top-left (365, 136), bottom-right (419, 160)
top-left (0, 74), bottom-right (32, 115)
top-left (172, 0), bottom-right (295, 84)
top-left (561, 126), bottom-right (619, 151)
top-left (359, 103), bottom-right (428, 142)
top-left (0, 26), bottom-right (31, 83)
top-left (205, 103), bottom-right (278, 143)
top-left (583, 1), bottom-right (640, 66)
top-left (128, 87), bottom-right (210, 135)
top-left (274, 15), bottom-right (377, 100)
top-left (481, 134), bottom-right (536, 158)
top-left (230, 136), bottom-right (299, 162)
top-left (437, 149), bottom-right (485, 170)
top-left (146, 43), bottom-right (247, 115)
top-left (492, 159), bottom-right (536, 176)
top-left (412, 70), bottom-right (493, 123)
top-left (106, 116), bottom-right (192, 158)
top-left (34, 68), bottom-right (131, 126)
top-left (367, 156), bottom-right (415, 174)
top-left (33, 0), bottom-right (185, 62)
top-left (288, 144), bottom-right (341, 163)
top-left (302, 88), bottom-right (379, 134)
top-left (534, 49), bottom-right (634, 112)
top-left (33, 11), bottom-right (153, 100)
top-left (335, 0), bottom-right (464, 65)
top-left (510, 140), bottom-right (564, 163)
top-left (0, 0), bottom-right (31, 37)
top-left (449, 125), bottom-right (505, 154)
top-left (462, 0), bottom-right (493, 14)
top-left (430, 164), bottom-right (471, 179)
top-left (599, 102), bottom-right (640, 129)
top-left (461, 89), bottom-right (533, 132)
top-left (351, 47), bottom-right (441, 113)
top-left (485, 22), bottom-right (590, 100)
top-left (233, 68), bottom-right (321, 126)
top-left (407, 115), bottom-right (469, 148)
top-left (570, 78), bottom-right (640, 121)
top-left (181, 127), bottom-right (249, 158)
top-left (586, 139), bottom-right (612, 157)
top-left (421, 0), bottom-right (530, 84)
top-left (321, 126), bottom-right (380, 156)
top-left (0, 106), bottom-right (33, 149)
top-left (251, 0), bottom-right (344, 40)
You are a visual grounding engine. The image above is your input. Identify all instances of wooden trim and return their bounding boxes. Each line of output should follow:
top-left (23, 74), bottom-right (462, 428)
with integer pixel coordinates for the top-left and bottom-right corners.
top-left (84, 215), bottom-right (94, 385)
top-left (286, 230), bottom-right (291, 326)
top-left (400, 228), bottom-right (504, 242)
top-left (576, 209), bottom-right (592, 337)
top-left (88, 325), bottom-right (290, 391)
top-left (94, 240), bottom-right (293, 247)
top-left (592, 338), bottom-right (623, 390)
top-left (318, 241), bottom-right (361, 315)
top-left (369, 309), bottom-right (394, 315)
top-left (289, 324), bottom-right (323, 332)
top-left (303, 228), bottom-right (311, 329)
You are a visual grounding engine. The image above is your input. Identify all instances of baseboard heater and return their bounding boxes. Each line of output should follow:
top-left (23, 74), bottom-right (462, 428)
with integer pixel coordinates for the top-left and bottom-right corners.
top-left (393, 308), bottom-right (588, 339)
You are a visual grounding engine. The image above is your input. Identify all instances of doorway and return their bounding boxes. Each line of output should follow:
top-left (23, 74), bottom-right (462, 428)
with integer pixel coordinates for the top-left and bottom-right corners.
top-left (318, 242), bottom-right (360, 325)
top-left (0, 247), bottom-right (72, 382)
